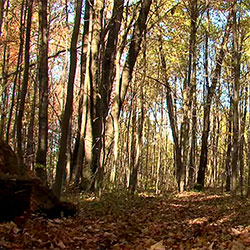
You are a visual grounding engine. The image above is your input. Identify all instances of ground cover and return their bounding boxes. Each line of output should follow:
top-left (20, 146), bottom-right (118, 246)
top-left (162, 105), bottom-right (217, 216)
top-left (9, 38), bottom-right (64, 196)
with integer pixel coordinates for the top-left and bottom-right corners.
top-left (1, 190), bottom-right (250, 249)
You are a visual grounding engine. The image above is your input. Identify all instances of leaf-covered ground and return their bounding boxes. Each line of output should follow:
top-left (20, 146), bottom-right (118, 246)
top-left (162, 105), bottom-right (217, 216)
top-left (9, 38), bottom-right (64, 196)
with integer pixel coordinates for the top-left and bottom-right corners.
top-left (1, 190), bottom-right (250, 249)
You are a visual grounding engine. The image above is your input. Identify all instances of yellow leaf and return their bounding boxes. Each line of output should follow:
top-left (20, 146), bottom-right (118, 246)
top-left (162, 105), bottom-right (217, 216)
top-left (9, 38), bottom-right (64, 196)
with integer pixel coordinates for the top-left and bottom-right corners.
top-left (149, 240), bottom-right (166, 250)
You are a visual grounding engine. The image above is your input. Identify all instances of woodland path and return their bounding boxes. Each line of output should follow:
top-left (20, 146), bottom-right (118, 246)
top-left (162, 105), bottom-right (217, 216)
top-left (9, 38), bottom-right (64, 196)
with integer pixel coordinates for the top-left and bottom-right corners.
top-left (1, 190), bottom-right (250, 249)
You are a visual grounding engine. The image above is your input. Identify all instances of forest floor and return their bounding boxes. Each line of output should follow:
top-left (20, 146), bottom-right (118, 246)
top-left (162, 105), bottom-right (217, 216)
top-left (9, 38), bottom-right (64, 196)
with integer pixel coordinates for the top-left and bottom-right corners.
top-left (1, 189), bottom-right (250, 249)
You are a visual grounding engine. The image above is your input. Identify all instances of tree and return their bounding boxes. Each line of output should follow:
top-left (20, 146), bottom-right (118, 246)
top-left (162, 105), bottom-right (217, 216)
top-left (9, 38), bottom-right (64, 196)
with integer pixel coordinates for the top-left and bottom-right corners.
top-left (16, 0), bottom-right (34, 164)
top-left (35, 0), bottom-right (49, 183)
top-left (52, 0), bottom-right (83, 199)
top-left (71, 0), bottom-right (92, 186)
top-left (231, 0), bottom-right (240, 195)
top-left (108, 0), bottom-right (152, 188)
top-left (197, 8), bottom-right (232, 189)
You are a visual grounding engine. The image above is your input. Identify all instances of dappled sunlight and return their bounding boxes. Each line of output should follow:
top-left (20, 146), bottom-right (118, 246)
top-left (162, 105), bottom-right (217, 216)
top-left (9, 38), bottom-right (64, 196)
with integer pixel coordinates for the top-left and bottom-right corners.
top-left (170, 203), bottom-right (187, 208)
top-left (175, 191), bottom-right (202, 198)
top-left (217, 212), bottom-right (238, 225)
top-left (188, 217), bottom-right (209, 225)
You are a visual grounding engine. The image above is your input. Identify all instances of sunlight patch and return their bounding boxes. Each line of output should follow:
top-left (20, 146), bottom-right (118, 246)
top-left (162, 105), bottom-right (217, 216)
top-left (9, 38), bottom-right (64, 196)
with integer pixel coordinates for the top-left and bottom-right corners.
top-left (188, 217), bottom-right (209, 225)
top-left (170, 203), bottom-right (185, 208)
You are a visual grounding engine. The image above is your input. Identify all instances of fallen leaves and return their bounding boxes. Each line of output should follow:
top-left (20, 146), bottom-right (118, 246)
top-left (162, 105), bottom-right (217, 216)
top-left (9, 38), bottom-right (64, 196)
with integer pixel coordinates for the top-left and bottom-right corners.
top-left (1, 190), bottom-right (250, 249)
top-left (149, 240), bottom-right (166, 250)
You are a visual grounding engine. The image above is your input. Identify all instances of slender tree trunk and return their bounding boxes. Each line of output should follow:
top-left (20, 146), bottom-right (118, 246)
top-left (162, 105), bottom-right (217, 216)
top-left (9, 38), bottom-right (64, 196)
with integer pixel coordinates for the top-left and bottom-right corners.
top-left (0, 0), bottom-right (5, 35)
top-left (89, 0), bottom-right (124, 191)
top-left (87, 0), bottom-right (105, 192)
top-left (36, 0), bottom-right (49, 183)
top-left (106, 0), bottom-right (152, 188)
top-left (159, 43), bottom-right (182, 192)
top-left (144, 117), bottom-right (150, 189)
top-left (247, 83), bottom-right (250, 196)
top-left (26, 75), bottom-right (37, 170)
top-left (0, 0), bottom-right (10, 140)
top-left (16, 0), bottom-right (33, 164)
top-left (109, 51), bottom-right (121, 184)
top-left (128, 101), bottom-right (137, 192)
top-left (197, 11), bottom-right (232, 189)
top-left (71, 0), bottom-right (92, 185)
top-left (214, 115), bottom-right (220, 185)
top-left (179, 0), bottom-right (198, 191)
top-left (225, 92), bottom-right (233, 191)
top-left (125, 104), bottom-right (132, 187)
top-left (6, 0), bottom-right (25, 143)
top-left (52, 0), bottom-right (83, 199)
top-left (239, 87), bottom-right (247, 196)
top-left (119, 0), bottom-right (152, 111)
top-left (231, 0), bottom-right (240, 195)
top-left (129, 67), bottom-right (145, 194)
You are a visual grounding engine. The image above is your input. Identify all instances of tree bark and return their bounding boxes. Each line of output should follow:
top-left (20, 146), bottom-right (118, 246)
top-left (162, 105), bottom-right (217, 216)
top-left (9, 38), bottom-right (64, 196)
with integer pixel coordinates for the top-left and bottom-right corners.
top-left (159, 43), bottom-right (182, 192)
top-left (107, 0), bottom-right (152, 187)
top-left (26, 76), bottom-right (37, 170)
top-left (231, 0), bottom-right (240, 195)
top-left (52, 0), bottom-right (83, 199)
top-left (6, 0), bottom-right (25, 143)
top-left (36, 0), bottom-right (49, 183)
top-left (71, 0), bottom-right (92, 185)
top-left (0, 0), bottom-right (9, 140)
top-left (0, 0), bottom-right (5, 35)
top-left (187, 0), bottom-right (198, 188)
top-left (16, 0), bottom-right (33, 164)
top-left (129, 63), bottom-right (145, 194)
top-left (197, 11), bottom-right (232, 189)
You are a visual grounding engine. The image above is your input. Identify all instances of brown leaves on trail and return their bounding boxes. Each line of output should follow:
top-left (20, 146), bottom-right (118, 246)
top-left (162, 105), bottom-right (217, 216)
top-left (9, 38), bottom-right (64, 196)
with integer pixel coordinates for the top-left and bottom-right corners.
top-left (1, 191), bottom-right (250, 249)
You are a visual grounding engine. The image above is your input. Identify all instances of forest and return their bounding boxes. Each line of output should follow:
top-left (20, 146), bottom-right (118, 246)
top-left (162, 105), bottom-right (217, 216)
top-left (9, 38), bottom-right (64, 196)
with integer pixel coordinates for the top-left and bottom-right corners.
top-left (1, 0), bottom-right (250, 249)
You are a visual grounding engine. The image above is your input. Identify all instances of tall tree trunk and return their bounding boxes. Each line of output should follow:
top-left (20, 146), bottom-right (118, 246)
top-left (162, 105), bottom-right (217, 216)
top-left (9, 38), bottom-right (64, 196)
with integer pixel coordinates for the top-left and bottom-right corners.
top-left (88, 0), bottom-right (105, 192)
top-left (6, 0), bottom-right (25, 143)
top-left (183, 0), bottom-right (198, 190)
top-left (102, 0), bottom-right (124, 185)
top-left (36, 0), bottom-right (49, 183)
top-left (0, 0), bottom-right (9, 140)
top-left (119, 0), bottom-right (152, 110)
top-left (26, 75), bottom-right (37, 170)
top-left (159, 43), bottom-right (182, 192)
top-left (0, 0), bottom-right (5, 34)
top-left (129, 63), bottom-right (145, 194)
top-left (107, 0), bottom-right (152, 188)
top-left (247, 83), bottom-right (250, 196)
top-left (239, 86), bottom-right (247, 196)
top-left (156, 97), bottom-right (163, 193)
top-left (231, 0), bottom-right (240, 195)
top-left (109, 51), bottom-right (121, 184)
top-left (52, 0), bottom-right (83, 199)
top-left (71, 0), bottom-right (92, 185)
top-left (225, 90), bottom-right (233, 192)
top-left (89, 0), bottom-right (125, 191)
top-left (144, 117), bottom-right (150, 189)
top-left (196, 11), bottom-right (232, 189)
top-left (188, 0), bottom-right (198, 188)
top-left (128, 100), bottom-right (136, 192)
top-left (16, 0), bottom-right (33, 164)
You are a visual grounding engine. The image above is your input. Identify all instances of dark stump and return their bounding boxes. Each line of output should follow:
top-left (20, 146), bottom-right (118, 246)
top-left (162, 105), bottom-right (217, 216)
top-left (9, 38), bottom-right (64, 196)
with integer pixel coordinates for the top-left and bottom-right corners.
top-left (0, 140), bottom-right (76, 221)
top-left (0, 179), bottom-right (33, 222)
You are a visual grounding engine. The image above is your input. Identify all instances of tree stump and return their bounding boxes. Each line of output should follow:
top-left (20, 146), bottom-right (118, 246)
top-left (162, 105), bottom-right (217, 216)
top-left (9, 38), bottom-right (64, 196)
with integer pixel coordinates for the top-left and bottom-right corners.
top-left (0, 179), bottom-right (32, 222)
top-left (0, 140), bottom-right (76, 221)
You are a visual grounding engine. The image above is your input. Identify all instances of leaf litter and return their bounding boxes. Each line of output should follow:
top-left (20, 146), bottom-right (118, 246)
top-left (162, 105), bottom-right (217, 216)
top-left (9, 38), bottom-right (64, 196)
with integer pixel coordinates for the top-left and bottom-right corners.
top-left (1, 190), bottom-right (250, 249)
